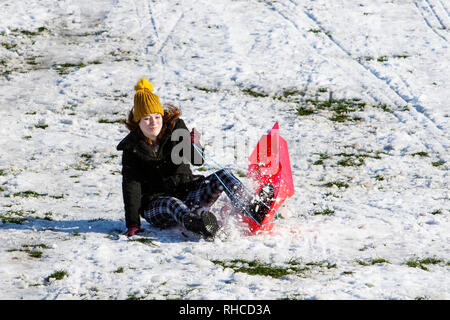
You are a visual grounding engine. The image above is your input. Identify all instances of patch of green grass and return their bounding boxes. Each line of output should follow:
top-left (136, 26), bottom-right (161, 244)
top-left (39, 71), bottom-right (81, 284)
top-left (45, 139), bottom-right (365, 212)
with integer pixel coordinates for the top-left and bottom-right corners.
top-left (23, 244), bottom-right (50, 250)
top-left (80, 153), bottom-right (92, 160)
top-left (11, 191), bottom-right (63, 199)
top-left (114, 267), bottom-right (125, 273)
top-left (10, 27), bottom-right (49, 37)
top-left (313, 208), bottom-right (334, 216)
top-left (304, 261), bottom-right (337, 269)
top-left (377, 56), bottom-right (388, 62)
top-left (319, 153), bottom-right (331, 160)
top-left (322, 181), bottom-right (349, 189)
top-left (212, 258), bottom-right (337, 279)
top-left (430, 209), bottom-right (442, 215)
top-left (374, 174), bottom-right (385, 181)
top-left (287, 259), bottom-right (337, 273)
top-left (74, 164), bottom-right (89, 171)
top-left (34, 124), bottom-right (48, 129)
top-left (194, 86), bottom-right (218, 93)
top-left (52, 63), bottom-right (84, 75)
top-left (8, 244), bottom-right (50, 259)
top-left (308, 29), bottom-right (322, 34)
top-left (212, 259), bottom-right (297, 279)
top-left (13, 190), bottom-right (47, 198)
top-left (313, 159), bottom-right (324, 165)
top-left (333, 151), bottom-right (382, 167)
top-left (25, 57), bottom-right (39, 66)
top-left (304, 98), bottom-right (365, 122)
top-left (1, 210), bottom-right (27, 224)
top-left (296, 106), bottom-right (315, 116)
top-left (374, 102), bottom-right (391, 112)
top-left (411, 151), bottom-right (429, 157)
top-left (279, 293), bottom-right (304, 300)
top-left (329, 113), bottom-right (351, 122)
top-left (76, 30), bottom-right (107, 37)
top-left (405, 257), bottom-right (444, 271)
top-left (336, 157), bottom-right (365, 167)
top-left (356, 258), bottom-right (390, 266)
top-left (281, 89), bottom-right (303, 98)
top-left (273, 89), bottom-right (305, 102)
top-left (126, 293), bottom-right (144, 300)
top-left (98, 118), bottom-right (123, 124)
top-left (356, 260), bottom-right (369, 266)
top-left (1, 210), bottom-right (57, 224)
top-left (393, 54), bottom-right (410, 59)
top-left (75, 153), bottom-right (94, 171)
top-left (242, 88), bottom-right (269, 98)
top-left (59, 63), bottom-right (86, 68)
top-left (129, 237), bottom-right (157, 246)
top-left (358, 56), bottom-right (374, 62)
top-left (28, 250), bottom-right (43, 258)
top-left (52, 61), bottom-right (101, 76)
top-left (313, 153), bottom-right (331, 165)
top-left (1, 42), bottom-right (17, 50)
top-left (296, 94), bottom-right (405, 123)
top-left (431, 160), bottom-right (445, 167)
top-left (419, 257), bottom-right (443, 265)
top-left (333, 99), bottom-right (366, 114)
top-left (324, 191), bottom-right (339, 198)
top-left (309, 98), bottom-right (366, 112)
top-left (370, 258), bottom-right (390, 264)
top-left (45, 270), bottom-right (68, 283)
top-left (0, 216), bottom-right (27, 224)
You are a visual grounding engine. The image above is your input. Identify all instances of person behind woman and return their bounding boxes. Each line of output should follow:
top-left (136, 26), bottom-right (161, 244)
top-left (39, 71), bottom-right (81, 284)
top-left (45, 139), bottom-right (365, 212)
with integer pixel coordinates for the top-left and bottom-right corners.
top-left (117, 78), bottom-right (272, 239)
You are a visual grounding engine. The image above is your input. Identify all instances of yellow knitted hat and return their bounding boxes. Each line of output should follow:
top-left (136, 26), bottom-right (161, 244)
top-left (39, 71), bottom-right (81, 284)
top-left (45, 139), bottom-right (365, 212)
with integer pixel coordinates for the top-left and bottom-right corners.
top-left (133, 78), bottom-right (164, 122)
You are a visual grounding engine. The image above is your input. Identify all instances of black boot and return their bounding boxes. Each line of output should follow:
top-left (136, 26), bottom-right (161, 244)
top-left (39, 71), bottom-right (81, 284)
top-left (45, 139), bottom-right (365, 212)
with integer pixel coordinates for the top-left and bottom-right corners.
top-left (183, 210), bottom-right (219, 239)
top-left (248, 183), bottom-right (275, 224)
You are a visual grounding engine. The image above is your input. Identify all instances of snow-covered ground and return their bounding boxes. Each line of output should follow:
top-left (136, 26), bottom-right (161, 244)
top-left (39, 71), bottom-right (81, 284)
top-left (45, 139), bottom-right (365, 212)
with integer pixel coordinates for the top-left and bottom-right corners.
top-left (0, 0), bottom-right (448, 300)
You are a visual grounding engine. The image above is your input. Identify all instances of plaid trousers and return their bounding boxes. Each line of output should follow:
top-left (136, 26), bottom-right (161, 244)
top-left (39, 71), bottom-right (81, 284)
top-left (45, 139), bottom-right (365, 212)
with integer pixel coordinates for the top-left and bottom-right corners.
top-left (143, 169), bottom-right (251, 229)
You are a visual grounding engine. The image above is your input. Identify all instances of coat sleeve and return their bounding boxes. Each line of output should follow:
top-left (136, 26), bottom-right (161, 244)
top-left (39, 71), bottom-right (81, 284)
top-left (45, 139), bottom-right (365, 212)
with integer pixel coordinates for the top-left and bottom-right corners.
top-left (173, 118), bottom-right (205, 166)
top-left (121, 150), bottom-right (142, 227)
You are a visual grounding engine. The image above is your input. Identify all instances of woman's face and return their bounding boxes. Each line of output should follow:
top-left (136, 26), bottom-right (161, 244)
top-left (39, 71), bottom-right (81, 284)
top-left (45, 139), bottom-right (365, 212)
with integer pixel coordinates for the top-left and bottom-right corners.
top-left (139, 113), bottom-right (163, 140)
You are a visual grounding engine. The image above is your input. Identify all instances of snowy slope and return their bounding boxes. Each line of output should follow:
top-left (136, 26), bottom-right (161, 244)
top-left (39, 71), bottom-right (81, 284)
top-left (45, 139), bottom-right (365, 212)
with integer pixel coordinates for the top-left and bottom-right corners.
top-left (0, 0), bottom-right (448, 300)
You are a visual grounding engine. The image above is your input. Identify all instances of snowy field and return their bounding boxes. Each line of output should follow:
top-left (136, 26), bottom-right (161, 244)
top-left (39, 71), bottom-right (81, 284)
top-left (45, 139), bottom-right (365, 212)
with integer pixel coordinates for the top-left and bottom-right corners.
top-left (0, 0), bottom-right (449, 300)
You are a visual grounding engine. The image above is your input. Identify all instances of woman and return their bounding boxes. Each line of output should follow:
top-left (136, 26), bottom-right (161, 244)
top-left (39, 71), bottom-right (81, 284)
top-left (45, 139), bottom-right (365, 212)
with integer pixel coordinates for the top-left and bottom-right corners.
top-left (117, 78), bottom-right (271, 239)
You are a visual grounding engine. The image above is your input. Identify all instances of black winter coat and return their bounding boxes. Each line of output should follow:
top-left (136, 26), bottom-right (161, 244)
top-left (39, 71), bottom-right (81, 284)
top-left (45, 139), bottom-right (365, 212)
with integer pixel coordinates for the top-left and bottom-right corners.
top-left (116, 118), bottom-right (205, 227)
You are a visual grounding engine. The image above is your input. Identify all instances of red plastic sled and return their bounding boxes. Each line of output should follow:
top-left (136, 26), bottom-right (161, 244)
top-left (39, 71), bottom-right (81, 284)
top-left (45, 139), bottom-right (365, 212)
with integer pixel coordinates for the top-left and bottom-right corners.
top-left (244, 122), bottom-right (295, 233)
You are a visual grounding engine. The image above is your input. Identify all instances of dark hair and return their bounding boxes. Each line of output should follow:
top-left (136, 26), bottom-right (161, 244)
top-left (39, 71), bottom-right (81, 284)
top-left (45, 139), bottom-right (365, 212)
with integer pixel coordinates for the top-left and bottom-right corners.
top-left (123, 103), bottom-right (182, 145)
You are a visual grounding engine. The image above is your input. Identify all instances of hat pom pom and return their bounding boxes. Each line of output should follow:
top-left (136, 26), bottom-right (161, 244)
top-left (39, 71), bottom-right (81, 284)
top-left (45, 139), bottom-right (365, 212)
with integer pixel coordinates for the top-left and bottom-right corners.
top-left (134, 78), bottom-right (153, 92)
